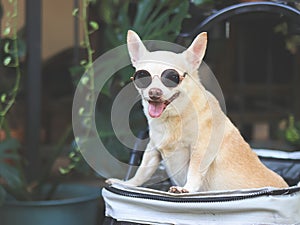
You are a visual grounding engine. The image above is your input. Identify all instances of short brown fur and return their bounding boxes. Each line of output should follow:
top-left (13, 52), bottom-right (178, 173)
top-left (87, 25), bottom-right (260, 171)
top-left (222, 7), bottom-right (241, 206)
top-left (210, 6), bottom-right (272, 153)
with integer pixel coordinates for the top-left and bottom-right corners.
top-left (106, 30), bottom-right (288, 193)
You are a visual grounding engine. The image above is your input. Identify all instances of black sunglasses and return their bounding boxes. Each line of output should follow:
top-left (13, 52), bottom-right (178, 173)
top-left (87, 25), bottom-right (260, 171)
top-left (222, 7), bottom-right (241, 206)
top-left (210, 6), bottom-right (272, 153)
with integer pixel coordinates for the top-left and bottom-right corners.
top-left (131, 69), bottom-right (187, 89)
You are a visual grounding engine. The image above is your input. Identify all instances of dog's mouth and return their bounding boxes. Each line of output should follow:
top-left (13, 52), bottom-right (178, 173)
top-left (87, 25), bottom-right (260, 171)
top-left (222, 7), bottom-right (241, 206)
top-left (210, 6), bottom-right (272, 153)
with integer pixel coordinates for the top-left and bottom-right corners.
top-left (148, 92), bottom-right (180, 118)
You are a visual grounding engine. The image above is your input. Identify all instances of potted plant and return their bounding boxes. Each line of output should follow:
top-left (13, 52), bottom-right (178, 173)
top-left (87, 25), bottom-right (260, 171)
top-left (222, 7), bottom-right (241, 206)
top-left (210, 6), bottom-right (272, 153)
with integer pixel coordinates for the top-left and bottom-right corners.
top-left (0, 0), bottom-right (193, 224)
top-left (94, 0), bottom-right (190, 162)
top-left (278, 115), bottom-right (300, 150)
top-left (0, 1), bottom-right (101, 225)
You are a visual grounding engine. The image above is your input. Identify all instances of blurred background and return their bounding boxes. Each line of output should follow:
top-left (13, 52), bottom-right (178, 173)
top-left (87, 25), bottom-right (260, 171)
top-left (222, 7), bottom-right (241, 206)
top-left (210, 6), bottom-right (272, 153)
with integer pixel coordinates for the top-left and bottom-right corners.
top-left (0, 0), bottom-right (300, 223)
top-left (1, 0), bottom-right (300, 183)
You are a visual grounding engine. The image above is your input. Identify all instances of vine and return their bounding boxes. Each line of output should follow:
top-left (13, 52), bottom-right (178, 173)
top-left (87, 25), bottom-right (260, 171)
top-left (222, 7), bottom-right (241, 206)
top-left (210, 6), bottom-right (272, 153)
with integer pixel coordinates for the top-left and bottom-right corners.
top-left (59, 0), bottom-right (99, 174)
top-left (0, 0), bottom-right (100, 201)
top-left (0, 0), bottom-right (22, 131)
top-left (79, 0), bottom-right (97, 128)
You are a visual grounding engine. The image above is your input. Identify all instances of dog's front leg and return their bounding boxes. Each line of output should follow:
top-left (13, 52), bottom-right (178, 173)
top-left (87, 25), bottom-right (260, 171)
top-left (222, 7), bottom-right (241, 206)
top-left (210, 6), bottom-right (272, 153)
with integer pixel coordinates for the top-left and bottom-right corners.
top-left (106, 145), bottom-right (161, 187)
top-left (170, 147), bottom-right (206, 193)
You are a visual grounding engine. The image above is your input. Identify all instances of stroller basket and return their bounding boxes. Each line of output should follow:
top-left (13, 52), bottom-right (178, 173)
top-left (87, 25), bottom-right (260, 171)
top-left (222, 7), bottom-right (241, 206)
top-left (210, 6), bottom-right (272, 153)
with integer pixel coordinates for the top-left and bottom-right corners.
top-left (102, 184), bottom-right (300, 225)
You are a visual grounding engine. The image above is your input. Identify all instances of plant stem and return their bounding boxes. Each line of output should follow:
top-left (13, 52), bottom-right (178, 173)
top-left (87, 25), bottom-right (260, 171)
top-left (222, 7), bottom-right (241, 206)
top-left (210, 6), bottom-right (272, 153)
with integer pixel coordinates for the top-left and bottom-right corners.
top-left (0, 106), bottom-right (11, 139)
top-left (0, 0), bottom-right (22, 130)
top-left (83, 0), bottom-right (95, 111)
top-left (81, 0), bottom-right (96, 137)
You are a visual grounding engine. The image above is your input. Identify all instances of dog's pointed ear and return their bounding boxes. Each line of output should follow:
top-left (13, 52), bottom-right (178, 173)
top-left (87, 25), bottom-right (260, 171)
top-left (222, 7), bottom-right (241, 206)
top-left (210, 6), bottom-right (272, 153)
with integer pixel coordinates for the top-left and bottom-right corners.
top-left (127, 30), bottom-right (148, 67)
top-left (183, 32), bottom-right (207, 71)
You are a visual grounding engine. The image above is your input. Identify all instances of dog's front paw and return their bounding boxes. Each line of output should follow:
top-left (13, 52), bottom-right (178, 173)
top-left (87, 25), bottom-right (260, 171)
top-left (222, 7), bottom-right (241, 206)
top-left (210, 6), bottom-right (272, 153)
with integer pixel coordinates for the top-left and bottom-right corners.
top-left (105, 178), bottom-right (125, 185)
top-left (169, 186), bottom-right (189, 194)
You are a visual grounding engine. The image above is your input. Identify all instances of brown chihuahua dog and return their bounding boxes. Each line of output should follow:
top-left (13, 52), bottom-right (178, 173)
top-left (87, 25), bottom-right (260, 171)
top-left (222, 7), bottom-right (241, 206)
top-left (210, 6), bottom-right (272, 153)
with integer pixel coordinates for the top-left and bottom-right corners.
top-left (106, 30), bottom-right (288, 193)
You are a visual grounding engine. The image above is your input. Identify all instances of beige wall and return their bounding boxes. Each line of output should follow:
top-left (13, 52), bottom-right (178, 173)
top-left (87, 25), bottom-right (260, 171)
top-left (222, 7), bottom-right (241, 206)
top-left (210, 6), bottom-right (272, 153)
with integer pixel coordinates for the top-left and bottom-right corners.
top-left (42, 0), bottom-right (83, 59)
top-left (1, 0), bottom-right (82, 60)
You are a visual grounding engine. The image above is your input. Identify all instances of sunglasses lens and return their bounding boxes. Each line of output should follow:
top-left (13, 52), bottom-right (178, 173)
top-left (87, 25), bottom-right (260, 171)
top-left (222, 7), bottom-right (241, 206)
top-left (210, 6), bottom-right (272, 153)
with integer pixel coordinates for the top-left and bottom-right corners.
top-left (133, 70), bottom-right (152, 88)
top-left (161, 69), bottom-right (180, 88)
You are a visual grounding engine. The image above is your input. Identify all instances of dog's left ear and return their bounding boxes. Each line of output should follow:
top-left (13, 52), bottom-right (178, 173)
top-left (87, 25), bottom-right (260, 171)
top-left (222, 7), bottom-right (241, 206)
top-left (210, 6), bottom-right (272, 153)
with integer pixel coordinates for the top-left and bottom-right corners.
top-left (183, 32), bottom-right (207, 71)
top-left (127, 30), bottom-right (148, 67)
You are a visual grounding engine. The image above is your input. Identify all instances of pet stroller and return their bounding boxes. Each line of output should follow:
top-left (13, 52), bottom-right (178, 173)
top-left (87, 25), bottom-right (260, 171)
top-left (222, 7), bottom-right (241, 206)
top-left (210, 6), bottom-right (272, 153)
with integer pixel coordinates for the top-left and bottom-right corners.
top-left (102, 2), bottom-right (300, 224)
top-left (102, 133), bottom-right (300, 225)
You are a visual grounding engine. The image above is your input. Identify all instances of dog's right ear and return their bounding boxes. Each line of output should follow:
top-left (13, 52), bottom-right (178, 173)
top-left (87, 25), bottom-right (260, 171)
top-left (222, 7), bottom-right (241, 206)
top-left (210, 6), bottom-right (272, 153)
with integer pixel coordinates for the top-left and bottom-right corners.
top-left (127, 30), bottom-right (148, 67)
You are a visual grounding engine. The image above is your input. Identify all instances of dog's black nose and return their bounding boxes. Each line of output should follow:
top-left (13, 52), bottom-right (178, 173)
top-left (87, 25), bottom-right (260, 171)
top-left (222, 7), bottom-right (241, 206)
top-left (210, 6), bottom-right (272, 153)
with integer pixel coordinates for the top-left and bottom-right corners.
top-left (148, 88), bottom-right (163, 100)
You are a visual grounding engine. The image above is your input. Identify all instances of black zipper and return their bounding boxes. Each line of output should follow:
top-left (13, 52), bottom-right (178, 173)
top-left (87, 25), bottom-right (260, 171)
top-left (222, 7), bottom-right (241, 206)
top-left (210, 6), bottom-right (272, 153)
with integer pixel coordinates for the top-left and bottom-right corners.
top-left (105, 186), bottom-right (300, 203)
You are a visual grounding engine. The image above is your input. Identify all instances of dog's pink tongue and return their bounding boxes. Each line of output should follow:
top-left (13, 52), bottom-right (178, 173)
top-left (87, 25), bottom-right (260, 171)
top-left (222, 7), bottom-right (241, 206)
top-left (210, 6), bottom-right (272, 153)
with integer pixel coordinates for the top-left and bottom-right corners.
top-left (148, 102), bottom-right (165, 118)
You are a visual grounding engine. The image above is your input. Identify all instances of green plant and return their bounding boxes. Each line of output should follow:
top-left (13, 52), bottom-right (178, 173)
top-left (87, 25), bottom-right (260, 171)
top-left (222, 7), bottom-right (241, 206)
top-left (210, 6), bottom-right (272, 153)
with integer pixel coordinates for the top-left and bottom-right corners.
top-left (100, 0), bottom-right (189, 46)
top-left (279, 115), bottom-right (300, 148)
top-left (98, 0), bottom-right (189, 89)
top-left (62, 0), bottom-right (99, 174)
top-left (95, 0), bottom-right (190, 162)
top-left (0, 0), bottom-right (191, 202)
top-left (0, 0), bottom-right (98, 203)
top-left (0, 137), bottom-right (24, 204)
top-left (0, 0), bottom-right (27, 203)
top-left (0, 0), bottom-right (22, 129)
top-left (274, 22), bottom-right (300, 54)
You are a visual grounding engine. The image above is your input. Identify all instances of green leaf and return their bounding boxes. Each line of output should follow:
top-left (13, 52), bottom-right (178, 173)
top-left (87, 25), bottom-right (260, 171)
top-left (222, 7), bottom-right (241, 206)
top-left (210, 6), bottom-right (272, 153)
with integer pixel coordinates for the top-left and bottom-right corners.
top-left (285, 116), bottom-right (300, 143)
top-left (151, 2), bottom-right (189, 41)
top-left (80, 41), bottom-right (87, 48)
top-left (69, 152), bottom-right (76, 158)
top-left (83, 117), bottom-right (91, 127)
top-left (81, 76), bottom-right (89, 85)
top-left (3, 56), bottom-right (12, 66)
top-left (72, 8), bottom-right (79, 17)
top-left (89, 21), bottom-right (99, 31)
top-left (3, 42), bottom-right (11, 53)
top-left (133, 0), bottom-right (157, 29)
top-left (130, 0), bottom-right (189, 42)
top-left (0, 163), bottom-right (22, 188)
top-left (3, 27), bottom-right (11, 36)
top-left (1, 94), bottom-right (7, 103)
top-left (72, 156), bottom-right (81, 163)
top-left (68, 164), bottom-right (76, 170)
top-left (104, 28), bottom-right (122, 47)
top-left (69, 65), bottom-right (86, 87)
top-left (59, 167), bottom-right (69, 175)
top-left (140, 2), bottom-right (164, 32)
top-left (75, 136), bottom-right (80, 143)
top-left (78, 107), bottom-right (85, 115)
top-left (277, 23), bottom-right (288, 35)
top-left (80, 59), bottom-right (87, 66)
top-left (117, 3), bottom-right (130, 32)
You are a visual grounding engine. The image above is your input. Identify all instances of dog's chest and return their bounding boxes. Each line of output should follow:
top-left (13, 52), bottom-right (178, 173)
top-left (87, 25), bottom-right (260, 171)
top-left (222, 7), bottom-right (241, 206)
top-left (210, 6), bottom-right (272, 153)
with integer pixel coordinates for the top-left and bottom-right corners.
top-left (149, 118), bottom-right (196, 186)
top-left (149, 115), bottom-right (198, 148)
top-left (160, 145), bottom-right (190, 186)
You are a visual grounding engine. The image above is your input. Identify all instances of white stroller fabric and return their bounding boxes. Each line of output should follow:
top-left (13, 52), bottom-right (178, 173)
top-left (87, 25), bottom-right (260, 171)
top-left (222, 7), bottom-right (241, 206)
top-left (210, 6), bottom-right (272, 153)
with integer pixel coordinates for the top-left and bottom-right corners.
top-left (103, 183), bottom-right (300, 225)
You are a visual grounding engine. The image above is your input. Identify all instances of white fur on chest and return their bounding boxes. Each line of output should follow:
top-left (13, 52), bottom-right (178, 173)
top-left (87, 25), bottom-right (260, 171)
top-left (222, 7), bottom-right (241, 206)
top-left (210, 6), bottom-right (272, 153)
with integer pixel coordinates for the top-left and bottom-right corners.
top-left (147, 112), bottom-right (199, 186)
